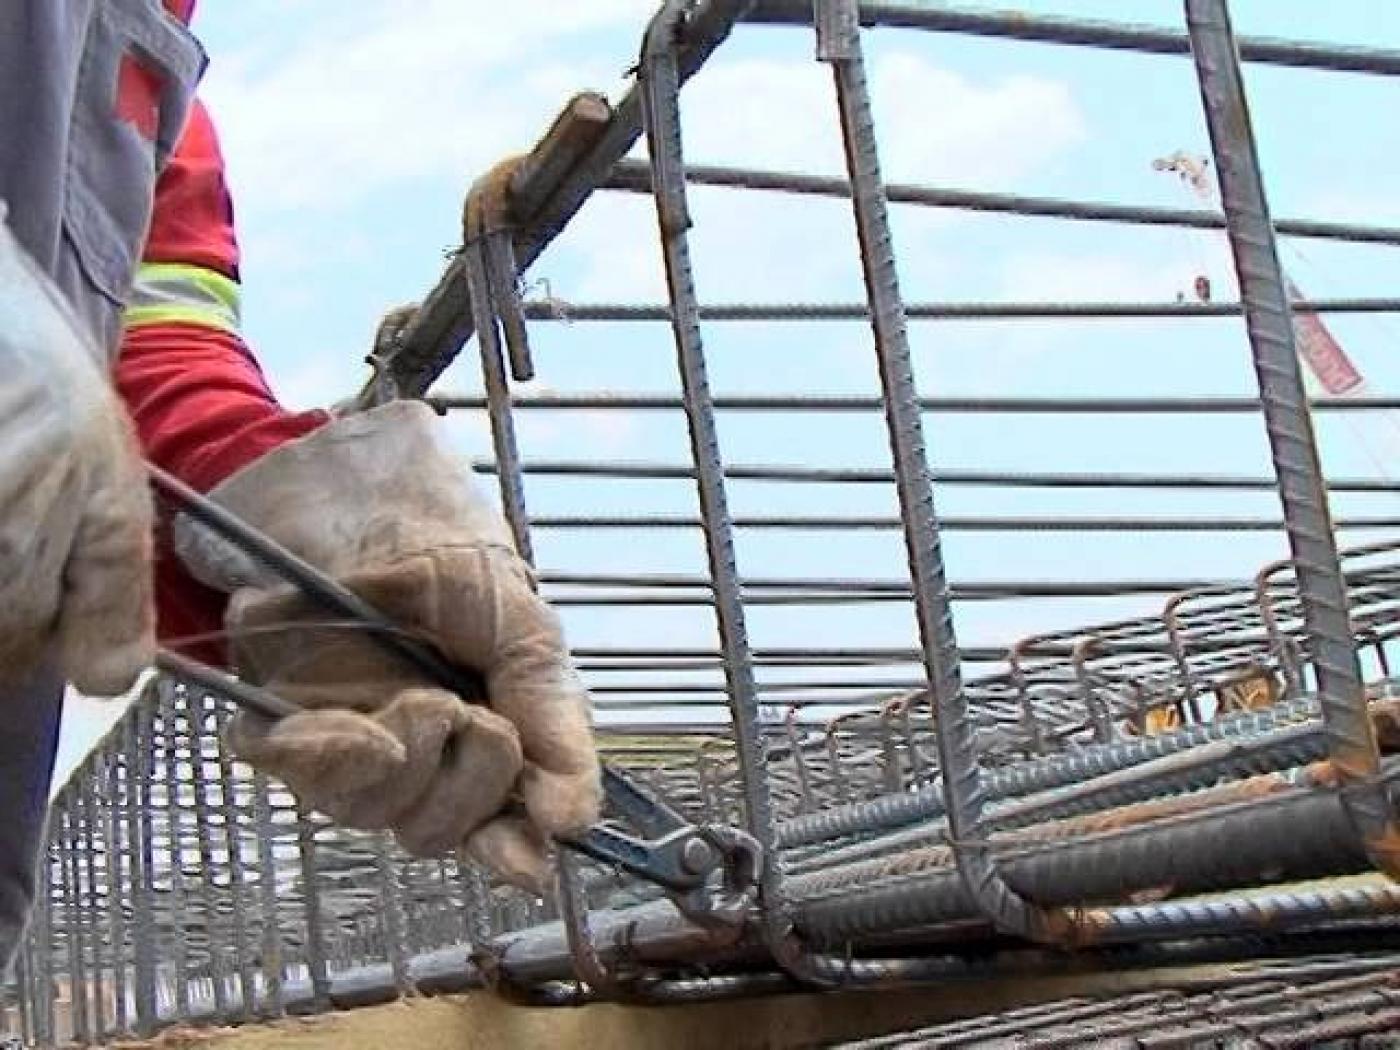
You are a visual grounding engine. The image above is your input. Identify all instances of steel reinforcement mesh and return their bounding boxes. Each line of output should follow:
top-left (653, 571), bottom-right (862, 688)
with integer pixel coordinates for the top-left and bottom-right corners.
top-left (7, 1), bottom-right (1400, 1045)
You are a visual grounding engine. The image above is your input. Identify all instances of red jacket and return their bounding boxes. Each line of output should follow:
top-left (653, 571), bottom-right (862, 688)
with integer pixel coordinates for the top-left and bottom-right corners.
top-left (115, 88), bottom-right (329, 662)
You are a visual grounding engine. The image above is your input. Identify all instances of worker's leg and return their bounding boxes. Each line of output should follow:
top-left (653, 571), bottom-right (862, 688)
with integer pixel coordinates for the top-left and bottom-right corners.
top-left (0, 655), bottom-right (63, 973)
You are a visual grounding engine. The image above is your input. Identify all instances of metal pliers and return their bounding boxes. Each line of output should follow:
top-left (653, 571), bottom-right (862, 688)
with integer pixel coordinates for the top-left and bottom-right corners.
top-left (150, 467), bottom-right (761, 929)
top-left (573, 768), bottom-right (761, 927)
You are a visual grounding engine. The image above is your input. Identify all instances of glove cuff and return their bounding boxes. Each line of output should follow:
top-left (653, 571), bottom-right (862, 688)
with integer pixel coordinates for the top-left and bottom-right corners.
top-left (174, 400), bottom-right (511, 592)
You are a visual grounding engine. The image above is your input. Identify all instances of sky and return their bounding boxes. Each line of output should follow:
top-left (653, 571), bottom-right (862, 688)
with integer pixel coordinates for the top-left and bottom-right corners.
top-left (54, 1), bottom-right (1400, 784)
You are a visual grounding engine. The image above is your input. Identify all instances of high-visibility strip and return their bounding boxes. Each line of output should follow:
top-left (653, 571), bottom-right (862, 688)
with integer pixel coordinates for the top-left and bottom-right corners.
top-left (124, 262), bottom-right (241, 334)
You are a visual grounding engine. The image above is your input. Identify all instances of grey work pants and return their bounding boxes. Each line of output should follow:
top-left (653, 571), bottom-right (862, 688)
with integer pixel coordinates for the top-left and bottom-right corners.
top-left (0, 658), bottom-right (64, 973)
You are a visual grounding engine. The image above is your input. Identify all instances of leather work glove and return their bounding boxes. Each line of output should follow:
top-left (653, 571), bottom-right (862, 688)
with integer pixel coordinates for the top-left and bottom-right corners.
top-left (174, 401), bottom-right (601, 889)
top-left (0, 209), bottom-right (154, 694)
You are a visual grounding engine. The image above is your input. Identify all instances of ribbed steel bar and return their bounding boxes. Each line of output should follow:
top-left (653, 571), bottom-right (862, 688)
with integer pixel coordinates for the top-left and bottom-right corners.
top-left (78, 773), bottom-right (110, 1039)
top-left (818, 0), bottom-right (1061, 947)
top-left (462, 237), bottom-right (536, 563)
top-left (185, 692), bottom-right (231, 1020)
top-left (293, 803), bottom-right (331, 1012)
top-left (159, 691), bottom-right (192, 1021)
top-left (790, 763), bottom-right (1400, 945)
top-left (372, 834), bottom-right (411, 996)
top-left (14, 948), bottom-right (32, 1045)
top-left (541, 570), bottom-right (1247, 593)
top-left (1186, 0), bottom-right (1400, 876)
top-left (487, 891), bottom-right (1400, 990)
top-left (211, 698), bottom-right (256, 1021)
top-left (58, 807), bottom-right (88, 1045)
top-left (834, 964), bottom-right (1400, 1048)
top-left (127, 701), bottom-right (157, 1036)
top-left (250, 769), bottom-right (285, 1017)
top-left (514, 513), bottom-right (1400, 532)
top-left (607, 158), bottom-right (1400, 245)
top-left (746, 0), bottom-right (1400, 75)
top-left (33, 842), bottom-right (53, 1047)
top-left (787, 710), bottom-right (1355, 875)
top-left (638, 0), bottom-right (789, 963)
top-left (103, 748), bottom-right (128, 1035)
top-left (474, 459), bottom-right (1400, 492)
top-left (777, 693), bottom-right (1320, 848)
top-left (78, 792), bottom-right (102, 1041)
top-left (432, 392), bottom-right (1400, 413)
top-left (517, 297), bottom-right (1400, 321)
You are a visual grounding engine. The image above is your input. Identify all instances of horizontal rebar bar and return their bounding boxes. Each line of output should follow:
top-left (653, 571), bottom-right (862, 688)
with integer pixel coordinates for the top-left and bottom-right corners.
top-left (436, 511), bottom-right (1400, 534)
top-left (606, 159), bottom-right (1400, 245)
top-left (744, 1), bottom-right (1400, 76)
top-left (518, 298), bottom-right (1400, 322)
top-left (776, 693), bottom-right (1327, 849)
top-left (790, 763), bottom-right (1400, 944)
top-left (791, 705), bottom-right (1391, 874)
top-left (433, 392), bottom-right (1400, 413)
top-left (473, 459), bottom-right (1400, 491)
top-left (540, 570), bottom-right (1240, 593)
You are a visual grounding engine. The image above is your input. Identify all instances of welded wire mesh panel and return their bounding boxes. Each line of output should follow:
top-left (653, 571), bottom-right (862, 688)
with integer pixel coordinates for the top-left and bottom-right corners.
top-left (8, 1), bottom-right (1400, 1046)
top-left (828, 955), bottom-right (1400, 1049)
top-left (4, 681), bottom-right (558, 1045)
top-left (406, 0), bottom-right (1400, 1002)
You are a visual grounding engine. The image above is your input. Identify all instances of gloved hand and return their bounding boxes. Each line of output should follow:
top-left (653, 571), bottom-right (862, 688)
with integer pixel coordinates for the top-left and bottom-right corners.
top-left (174, 401), bottom-right (601, 889)
top-left (0, 210), bottom-right (154, 694)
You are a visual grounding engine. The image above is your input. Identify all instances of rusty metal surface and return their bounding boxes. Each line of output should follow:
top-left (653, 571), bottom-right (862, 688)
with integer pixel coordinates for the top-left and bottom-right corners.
top-left (829, 955), bottom-right (1400, 1048)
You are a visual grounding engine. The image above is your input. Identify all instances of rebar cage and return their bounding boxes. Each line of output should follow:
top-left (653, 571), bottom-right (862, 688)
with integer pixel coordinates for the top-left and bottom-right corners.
top-left (9, 1), bottom-right (1400, 1045)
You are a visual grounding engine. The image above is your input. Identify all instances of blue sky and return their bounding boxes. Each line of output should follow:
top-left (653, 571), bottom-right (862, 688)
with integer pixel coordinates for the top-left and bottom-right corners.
top-left (56, 1), bottom-right (1400, 777)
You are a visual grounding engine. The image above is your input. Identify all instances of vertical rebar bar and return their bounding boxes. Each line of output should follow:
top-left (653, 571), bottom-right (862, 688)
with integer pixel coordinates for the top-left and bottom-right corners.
top-left (78, 772), bottom-right (107, 1037)
top-left (15, 945), bottom-right (32, 1046)
top-left (161, 689), bottom-right (192, 1021)
top-left (211, 697), bottom-right (256, 1019)
top-left (555, 853), bottom-right (615, 994)
top-left (185, 691), bottom-right (231, 1019)
top-left (1184, 0), bottom-right (1400, 875)
top-left (815, 0), bottom-right (1068, 943)
top-left (293, 802), bottom-right (331, 1011)
top-left (373, 833), bottom-right (411, 996)
top-left (461, 863), bottom-right (495, 949)
top-left (127, 698), bottom-right (158, 1035)
top-left (638, 0), bottom-right (787, 945)
top-left (251, 770), bottom-right (285, 1017)
top-left (34, 843), bottom-right (54, 1048)
top-left (784, 710), bottom-right (816, 813)
top-left (59, 806), bottom-right (90, 1045)
top-left (463, 241), bottom-right (535, 563)
top-left (104, 745), bottom-right (128, 1035)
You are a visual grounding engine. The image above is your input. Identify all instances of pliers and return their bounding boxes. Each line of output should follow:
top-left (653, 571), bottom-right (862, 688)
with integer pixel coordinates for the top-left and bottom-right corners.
top-left (150, 466), bottom-right (761, 929)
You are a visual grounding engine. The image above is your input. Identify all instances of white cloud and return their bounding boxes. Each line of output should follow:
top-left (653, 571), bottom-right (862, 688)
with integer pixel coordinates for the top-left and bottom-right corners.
top-left (202, 0), bottom-right (653, 212)
top-left (677, 51), bottom-right (1086, 187)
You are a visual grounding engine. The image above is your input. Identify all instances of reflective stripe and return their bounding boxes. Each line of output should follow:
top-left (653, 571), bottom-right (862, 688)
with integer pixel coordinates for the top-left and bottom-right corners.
top-left (124, 261), bottom-right (241, 334)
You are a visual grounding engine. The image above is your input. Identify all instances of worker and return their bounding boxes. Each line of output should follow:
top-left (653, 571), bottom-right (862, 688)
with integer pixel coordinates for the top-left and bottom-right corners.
top-left (0, 1), bottom-right (600, 968)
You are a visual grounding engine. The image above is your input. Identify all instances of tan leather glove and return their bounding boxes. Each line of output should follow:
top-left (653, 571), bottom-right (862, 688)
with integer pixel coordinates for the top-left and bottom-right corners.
top-left (0, 210), bottom-right (154, 694)
top-left (175, 401), bottom-right (600, 889)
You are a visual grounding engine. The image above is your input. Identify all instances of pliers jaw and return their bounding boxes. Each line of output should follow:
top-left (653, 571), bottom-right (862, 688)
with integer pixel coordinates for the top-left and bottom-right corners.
top-left (561, 770), bottom-right (761, 928)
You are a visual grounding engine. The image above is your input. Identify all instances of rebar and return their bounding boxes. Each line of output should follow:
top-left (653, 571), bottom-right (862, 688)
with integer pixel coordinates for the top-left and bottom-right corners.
top-left (11, 0), bottom-right (1400, 1044)
top-left (1184, 0), bottom-right (1400, 877)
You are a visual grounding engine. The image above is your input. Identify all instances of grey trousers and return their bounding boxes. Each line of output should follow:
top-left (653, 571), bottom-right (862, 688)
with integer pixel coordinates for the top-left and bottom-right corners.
top-left (0, 657), bottom-right (64, 973)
